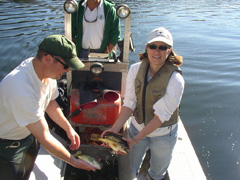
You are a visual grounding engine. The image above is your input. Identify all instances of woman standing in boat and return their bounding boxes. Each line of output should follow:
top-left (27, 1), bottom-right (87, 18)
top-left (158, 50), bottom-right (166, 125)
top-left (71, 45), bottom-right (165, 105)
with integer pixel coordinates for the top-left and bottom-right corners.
top-left (102, 27), bottom-right (185, 180)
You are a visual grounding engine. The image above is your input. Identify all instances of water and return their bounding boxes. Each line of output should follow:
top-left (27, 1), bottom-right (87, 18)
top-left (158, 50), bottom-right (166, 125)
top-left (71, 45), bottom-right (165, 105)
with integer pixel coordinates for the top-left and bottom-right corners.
top-left (0, 0), bottom-right (240, 179)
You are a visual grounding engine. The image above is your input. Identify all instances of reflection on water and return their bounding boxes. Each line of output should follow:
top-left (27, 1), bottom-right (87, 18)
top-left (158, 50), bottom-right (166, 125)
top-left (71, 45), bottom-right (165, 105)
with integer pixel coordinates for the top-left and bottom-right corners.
top-left (0, 0), bottom-right (64, 79)
top-left (1, 0), bottom-right (240, 180)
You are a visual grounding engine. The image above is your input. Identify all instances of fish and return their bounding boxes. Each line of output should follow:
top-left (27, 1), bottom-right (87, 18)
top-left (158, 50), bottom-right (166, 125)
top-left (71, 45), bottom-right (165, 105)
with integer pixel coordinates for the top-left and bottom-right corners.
top-left (91, 132), bottom-right (130, 154)
top-left (73, 151), bottom-right (102, 170)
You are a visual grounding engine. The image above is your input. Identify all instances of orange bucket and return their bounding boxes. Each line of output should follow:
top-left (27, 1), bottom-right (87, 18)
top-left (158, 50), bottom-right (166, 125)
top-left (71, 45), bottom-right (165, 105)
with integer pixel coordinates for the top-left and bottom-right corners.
top-left (70, 89), bottom-right (121, 125)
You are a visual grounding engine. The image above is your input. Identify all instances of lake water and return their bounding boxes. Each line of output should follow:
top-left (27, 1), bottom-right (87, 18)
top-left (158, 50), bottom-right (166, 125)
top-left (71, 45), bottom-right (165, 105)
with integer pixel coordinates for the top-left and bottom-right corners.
top-left (0, 0), bottom-right (240, 179)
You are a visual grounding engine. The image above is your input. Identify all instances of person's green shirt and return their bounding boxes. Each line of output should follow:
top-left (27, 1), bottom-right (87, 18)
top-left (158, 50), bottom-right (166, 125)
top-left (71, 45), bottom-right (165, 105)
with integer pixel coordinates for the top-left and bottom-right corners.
top-left (72, 0), bottom-right (121, 58)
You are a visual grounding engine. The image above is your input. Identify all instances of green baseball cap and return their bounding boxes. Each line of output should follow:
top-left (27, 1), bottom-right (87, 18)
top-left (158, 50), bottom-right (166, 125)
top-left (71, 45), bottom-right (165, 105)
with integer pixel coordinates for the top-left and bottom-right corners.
top-left (39, 34), bottom-right (84, 70)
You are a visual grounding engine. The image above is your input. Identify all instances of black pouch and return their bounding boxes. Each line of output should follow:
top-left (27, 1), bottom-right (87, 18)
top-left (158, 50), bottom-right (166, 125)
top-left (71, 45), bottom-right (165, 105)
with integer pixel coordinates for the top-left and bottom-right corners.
top-left (0, 134), bottom-right (34, 163)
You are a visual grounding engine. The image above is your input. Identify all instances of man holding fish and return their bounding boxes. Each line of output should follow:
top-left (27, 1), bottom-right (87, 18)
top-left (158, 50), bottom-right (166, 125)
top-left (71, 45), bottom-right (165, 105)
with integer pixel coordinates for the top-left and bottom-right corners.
top-left (0, 35), bottom-right (97, 180)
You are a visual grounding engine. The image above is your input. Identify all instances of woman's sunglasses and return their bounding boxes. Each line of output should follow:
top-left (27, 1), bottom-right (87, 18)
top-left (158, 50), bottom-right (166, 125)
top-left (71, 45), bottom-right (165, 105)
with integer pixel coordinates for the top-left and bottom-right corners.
top-left (148, 44), bottom-right (170, 51)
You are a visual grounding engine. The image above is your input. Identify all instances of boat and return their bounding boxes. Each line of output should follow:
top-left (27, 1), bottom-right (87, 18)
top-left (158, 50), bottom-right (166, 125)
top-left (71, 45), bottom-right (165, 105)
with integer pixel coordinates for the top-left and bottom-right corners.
top-left (30, 1), bottom-right (206, 179)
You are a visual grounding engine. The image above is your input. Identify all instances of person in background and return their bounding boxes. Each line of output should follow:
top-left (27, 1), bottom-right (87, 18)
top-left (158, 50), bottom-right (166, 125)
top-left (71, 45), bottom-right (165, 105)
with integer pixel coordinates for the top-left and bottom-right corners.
top-left (72, 0), bottom-right (121, 59)
top-left (102, 27), bottom-right (185, 180)
top-left (0, 35), bottom-right (97, 180)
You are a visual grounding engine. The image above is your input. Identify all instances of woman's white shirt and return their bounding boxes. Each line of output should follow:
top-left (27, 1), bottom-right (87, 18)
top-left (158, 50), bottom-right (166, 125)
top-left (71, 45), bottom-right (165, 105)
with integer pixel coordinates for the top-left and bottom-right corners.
top-left (123, 62), bottom-right (185, 137)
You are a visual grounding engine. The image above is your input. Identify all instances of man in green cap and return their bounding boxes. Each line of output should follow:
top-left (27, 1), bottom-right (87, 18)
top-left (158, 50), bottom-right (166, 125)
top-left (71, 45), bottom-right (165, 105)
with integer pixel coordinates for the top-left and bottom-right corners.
top-left (0, 35), bottom-right (97, 180)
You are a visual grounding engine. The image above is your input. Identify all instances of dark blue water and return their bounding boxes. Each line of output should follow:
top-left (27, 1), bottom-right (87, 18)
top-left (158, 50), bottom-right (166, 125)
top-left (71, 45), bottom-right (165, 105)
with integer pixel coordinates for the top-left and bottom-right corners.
top-left (1, 0), bottom-right (240, 179)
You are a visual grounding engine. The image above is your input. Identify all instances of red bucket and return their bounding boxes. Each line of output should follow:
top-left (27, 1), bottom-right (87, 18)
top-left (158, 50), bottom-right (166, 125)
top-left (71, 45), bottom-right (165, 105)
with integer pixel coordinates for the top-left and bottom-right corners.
top-left (70, 89), bottom-right (121, 125)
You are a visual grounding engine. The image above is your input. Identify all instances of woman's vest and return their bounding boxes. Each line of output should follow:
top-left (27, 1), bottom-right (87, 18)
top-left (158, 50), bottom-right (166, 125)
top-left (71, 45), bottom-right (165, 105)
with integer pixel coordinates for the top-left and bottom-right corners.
top-left (134, 60), bottom-right (182, 127)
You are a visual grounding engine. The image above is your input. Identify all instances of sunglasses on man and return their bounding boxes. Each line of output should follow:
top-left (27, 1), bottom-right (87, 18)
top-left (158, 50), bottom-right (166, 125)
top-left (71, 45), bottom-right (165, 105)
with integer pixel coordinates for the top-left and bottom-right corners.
top-left (54, 57), bottom-right (69, 70)
top-left (49, 54), bottom-right (69, 69)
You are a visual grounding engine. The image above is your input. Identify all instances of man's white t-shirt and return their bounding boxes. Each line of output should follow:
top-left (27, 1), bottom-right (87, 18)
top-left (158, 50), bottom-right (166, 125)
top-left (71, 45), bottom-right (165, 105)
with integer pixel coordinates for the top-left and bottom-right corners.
top-left (0, 58), bottom-right (59, 140)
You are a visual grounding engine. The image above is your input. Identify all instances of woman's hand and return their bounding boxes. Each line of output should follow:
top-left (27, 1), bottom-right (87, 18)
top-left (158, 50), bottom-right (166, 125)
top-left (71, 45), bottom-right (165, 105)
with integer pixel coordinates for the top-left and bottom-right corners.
top-left (100, 129), bottom-right (131, 155)
top-left (100, 128), bottom-right (119, 152)
top-left (122, 137), bottom-right (138, 149)
top-left (101, 128), bottom-right (118, 138)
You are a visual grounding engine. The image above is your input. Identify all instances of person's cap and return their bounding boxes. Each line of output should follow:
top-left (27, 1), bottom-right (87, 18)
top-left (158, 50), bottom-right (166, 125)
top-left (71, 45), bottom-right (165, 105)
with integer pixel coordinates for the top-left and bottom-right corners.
top-left (39, 35), bottom-right (84, 70)
top-left (147, 27), bottom-right (173, 47)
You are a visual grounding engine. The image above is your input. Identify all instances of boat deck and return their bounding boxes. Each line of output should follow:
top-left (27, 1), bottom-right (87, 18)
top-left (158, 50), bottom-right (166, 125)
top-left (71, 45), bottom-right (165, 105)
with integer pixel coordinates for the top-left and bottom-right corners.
top-left (138, 120), bottom-right (206, 180)
top-left (168, 120), bottom-right (206, 180)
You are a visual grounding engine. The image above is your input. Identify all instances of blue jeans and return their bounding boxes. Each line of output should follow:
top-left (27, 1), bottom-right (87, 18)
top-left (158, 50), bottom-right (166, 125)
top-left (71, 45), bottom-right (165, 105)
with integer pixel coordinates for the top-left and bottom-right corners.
top-left (129, 123), bottom-right (178, 180)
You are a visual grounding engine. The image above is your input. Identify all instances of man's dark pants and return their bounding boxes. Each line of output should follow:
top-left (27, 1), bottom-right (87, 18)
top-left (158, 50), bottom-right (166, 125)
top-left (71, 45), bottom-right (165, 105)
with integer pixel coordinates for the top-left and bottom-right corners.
top-left (0, 135), bottom-right (40, 180)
